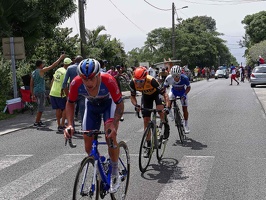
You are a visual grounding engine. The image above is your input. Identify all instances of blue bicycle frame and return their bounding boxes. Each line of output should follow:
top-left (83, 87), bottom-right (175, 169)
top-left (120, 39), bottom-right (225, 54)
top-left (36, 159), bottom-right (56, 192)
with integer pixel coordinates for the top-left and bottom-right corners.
top-left (80, 130), bottom-right (112, 194)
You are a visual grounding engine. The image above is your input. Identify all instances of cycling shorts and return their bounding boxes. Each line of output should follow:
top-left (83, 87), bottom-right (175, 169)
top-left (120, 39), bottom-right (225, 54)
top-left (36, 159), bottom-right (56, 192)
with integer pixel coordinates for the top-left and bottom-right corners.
top-left (82, 98), bottom-right (115, 131)
top-left (168, 90), bottom-right (188, 107)
top-left (141, 92), bottom-right (163, 118)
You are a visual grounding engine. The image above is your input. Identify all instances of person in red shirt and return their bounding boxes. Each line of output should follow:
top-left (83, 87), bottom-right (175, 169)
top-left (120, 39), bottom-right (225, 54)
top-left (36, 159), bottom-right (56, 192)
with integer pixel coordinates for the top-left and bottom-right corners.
top-left (64, 58), bottom-right (124, 193)
top-left (259, 56), bottom-right (265, 65)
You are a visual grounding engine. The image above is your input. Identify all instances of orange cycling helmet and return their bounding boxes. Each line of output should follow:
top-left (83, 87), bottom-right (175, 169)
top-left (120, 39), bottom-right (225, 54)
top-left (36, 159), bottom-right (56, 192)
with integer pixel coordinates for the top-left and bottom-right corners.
top-left (134, 66), bottom-right (147, 80)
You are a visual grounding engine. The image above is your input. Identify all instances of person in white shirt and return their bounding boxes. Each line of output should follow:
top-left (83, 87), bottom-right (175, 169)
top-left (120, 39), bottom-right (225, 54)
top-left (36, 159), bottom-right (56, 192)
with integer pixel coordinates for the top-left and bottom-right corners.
top-left (147, 66), bottom-right (156, 78)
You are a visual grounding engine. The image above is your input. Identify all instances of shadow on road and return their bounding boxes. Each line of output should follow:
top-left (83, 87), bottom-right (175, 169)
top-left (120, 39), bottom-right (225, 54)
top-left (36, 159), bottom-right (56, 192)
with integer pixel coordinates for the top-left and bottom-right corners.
top-left (172, 137), bottom-right (207, 150)
top-left (141, 157), bottom-right (190, 183)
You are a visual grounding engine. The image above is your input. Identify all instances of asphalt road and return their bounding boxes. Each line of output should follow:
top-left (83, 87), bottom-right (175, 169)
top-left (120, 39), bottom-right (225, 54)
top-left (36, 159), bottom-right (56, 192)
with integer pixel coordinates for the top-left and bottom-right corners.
top-left (1, 78), bottom-right (266, 200)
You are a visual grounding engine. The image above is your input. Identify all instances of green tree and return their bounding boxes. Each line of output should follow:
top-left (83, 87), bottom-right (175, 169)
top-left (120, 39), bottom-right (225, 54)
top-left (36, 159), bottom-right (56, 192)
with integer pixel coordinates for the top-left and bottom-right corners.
top-left (242, 11), bottom-right (266, 47)
top-left (84, 26), bottom-right (127, 67)
top-left (247, 40), bottom-right (266, 64)
top-left (0, 0), bottom-right (76, 56)
top-left (32, 27), bottom-right (80, 81)
top-left (128, 16), bottom-right (237, 69)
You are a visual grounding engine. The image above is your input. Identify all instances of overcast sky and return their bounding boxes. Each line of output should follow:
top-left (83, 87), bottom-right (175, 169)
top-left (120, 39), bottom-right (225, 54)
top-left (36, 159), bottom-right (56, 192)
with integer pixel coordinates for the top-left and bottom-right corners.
top-left (61, 0), bottom-right (266, 66)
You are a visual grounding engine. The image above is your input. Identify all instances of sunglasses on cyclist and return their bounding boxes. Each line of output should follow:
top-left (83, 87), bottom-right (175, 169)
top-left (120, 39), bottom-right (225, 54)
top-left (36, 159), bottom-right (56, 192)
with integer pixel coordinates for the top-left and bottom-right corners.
top-left (135, 79), bottom-right (145, 83)
top-left (172, 74), bottom-right (180, 79)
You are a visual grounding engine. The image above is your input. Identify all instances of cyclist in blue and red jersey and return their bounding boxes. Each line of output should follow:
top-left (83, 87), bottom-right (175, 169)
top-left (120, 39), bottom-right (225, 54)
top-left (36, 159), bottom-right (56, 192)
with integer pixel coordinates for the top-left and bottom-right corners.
top-left (64, 58), bottom-right (124, 193)
top-left (164, 65), bottom-right (191, 133)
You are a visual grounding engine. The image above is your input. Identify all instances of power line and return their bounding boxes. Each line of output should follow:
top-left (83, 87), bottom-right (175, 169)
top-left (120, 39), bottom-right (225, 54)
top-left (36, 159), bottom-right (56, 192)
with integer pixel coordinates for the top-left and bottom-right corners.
top-left (220, 34), bottom-right (243, 37)
top-left (179, 0), bottom-right (263, 5)
top-left (143, 0), bottom-right (171, 11)
top-left (107, 0), bottom-right (147, 34)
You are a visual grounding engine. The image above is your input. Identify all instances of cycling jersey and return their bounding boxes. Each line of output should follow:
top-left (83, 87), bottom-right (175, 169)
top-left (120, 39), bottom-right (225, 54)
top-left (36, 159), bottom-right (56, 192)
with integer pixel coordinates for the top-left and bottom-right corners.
top-left (68, 73), bottom-right (122, 104)
top-left (129, 75), bottom-right (165, 117)
top-left (129, 75), bottom-right (164, 96)
top-left (68, 73), bottom-right (123, 130)
top-left (164, 74), bottom-right (190, 97)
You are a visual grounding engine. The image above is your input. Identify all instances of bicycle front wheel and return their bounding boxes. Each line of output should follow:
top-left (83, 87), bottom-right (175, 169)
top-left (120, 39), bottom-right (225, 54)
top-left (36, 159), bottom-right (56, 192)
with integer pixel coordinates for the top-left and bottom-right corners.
top-left (139, 123), bottom-right (154, 173)
top-left (156, 123), bottom-right (169, 161)
top-left (111, 141), bottom-right (130, 200)
top-left (173, 108), bottom-right (185, 144)
top-left (73, 156), bottom-right (99, 200)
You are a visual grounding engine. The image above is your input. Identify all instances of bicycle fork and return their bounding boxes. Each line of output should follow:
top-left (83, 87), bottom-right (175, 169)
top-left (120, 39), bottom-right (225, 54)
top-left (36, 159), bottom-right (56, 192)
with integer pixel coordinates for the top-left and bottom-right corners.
top-left (80, 160), bottom-right (98, 197)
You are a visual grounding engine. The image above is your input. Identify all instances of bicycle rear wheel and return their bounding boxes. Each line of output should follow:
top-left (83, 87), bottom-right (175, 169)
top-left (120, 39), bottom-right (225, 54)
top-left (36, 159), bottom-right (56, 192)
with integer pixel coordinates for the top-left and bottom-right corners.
top-left (156, 124), bottom-right (168, 161)
top-left (110, 141), bottom-right (130, 200)
top-left (139, 123), bottom-right (154, 173)
top-left (173, 108), bottom-right (185, 144)
top-left (73, 156), bottom-right (99, 200)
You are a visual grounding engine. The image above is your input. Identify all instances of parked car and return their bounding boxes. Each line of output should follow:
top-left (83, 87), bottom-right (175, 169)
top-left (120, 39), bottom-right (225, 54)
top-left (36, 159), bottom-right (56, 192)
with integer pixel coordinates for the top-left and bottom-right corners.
top-left (215, 69), bottom-right (229, 79)
top-left (218, 66), bottom-right (228, 70)
top-left (250, 65), bottom-right (266, 88)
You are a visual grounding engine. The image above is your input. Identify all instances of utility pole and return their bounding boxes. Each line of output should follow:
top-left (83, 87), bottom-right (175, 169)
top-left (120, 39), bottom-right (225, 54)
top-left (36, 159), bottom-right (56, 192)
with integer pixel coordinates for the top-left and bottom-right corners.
top-left (172, 4), bottom-right (188, 60)
top-left (78, 0), bottom-right (87, 58)
top-left (172, 2), bottom-right (175, 60)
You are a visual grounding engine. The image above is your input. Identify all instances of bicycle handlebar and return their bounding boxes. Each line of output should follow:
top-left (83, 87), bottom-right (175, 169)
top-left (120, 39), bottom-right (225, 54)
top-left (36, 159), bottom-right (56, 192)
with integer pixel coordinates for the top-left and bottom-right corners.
top-left (65, 129), bottom-right (77, 148)
top-left (65, 129), bottom-right (117, 148)
top-left (173, 96), bottom-right (186, 106)
top-left (135, 105), bottom-right (163, 119)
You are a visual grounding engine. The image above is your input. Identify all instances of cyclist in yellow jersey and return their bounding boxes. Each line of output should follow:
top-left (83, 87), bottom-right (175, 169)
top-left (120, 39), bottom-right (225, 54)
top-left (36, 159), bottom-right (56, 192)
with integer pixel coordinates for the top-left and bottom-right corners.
top-left (129, 66), bottom-right (170, 140)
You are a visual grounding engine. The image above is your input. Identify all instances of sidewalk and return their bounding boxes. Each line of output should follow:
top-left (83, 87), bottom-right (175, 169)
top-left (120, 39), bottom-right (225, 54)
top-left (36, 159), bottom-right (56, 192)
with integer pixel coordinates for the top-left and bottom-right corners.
top-left (0, 91), bottom-right (131, 136)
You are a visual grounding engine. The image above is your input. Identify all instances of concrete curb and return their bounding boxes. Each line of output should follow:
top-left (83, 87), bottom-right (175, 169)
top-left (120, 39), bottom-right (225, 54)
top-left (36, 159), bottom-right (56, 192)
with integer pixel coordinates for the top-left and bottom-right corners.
top-left (0, 91), bottom-right (131, 136)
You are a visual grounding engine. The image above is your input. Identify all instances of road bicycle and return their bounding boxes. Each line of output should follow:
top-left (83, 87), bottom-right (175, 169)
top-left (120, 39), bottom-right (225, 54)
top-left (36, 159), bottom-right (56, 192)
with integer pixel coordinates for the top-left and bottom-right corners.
top-left (136, 107), bottom-right (169, 173)
top-left (65, 130), bottom-right (130, 200)
top-left (172, 97), bottom-right (186, 144)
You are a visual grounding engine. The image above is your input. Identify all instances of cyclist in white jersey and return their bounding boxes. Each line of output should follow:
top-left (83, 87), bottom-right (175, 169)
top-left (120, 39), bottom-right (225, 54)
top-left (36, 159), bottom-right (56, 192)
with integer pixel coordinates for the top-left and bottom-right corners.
top-left (164, 65), bottom-right (191, 133)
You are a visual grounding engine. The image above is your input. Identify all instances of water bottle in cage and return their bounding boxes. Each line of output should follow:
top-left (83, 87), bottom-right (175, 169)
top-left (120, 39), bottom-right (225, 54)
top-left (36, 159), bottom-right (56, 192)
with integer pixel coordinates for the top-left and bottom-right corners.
top-left (100, 156), bottom-right (109, 173)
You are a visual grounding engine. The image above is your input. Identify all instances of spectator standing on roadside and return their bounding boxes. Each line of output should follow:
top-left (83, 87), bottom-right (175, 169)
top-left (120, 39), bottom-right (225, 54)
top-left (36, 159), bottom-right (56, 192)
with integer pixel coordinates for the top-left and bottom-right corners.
top-left (194, 66), bottom-right (198, 80)
top-left (147, 65), bottom-right (156, 78)
top-left (107, 66), bottom-right (119, 77)
top-left (259, 55), bottom-right (265, 65)
top-left (50, 58), bottom-right (71, 132)
top-left (246, 65), bottom-right (252, 82)
top-left (108, 65), bottom-right (125, 122)
top-left (158, 67), bottom-right (168, 83)
top-left (239, 65), bottom-right (245, 82)
top-left (201, 67), bottom-right (205, 78)
top-left (62, 55), bottom-right (85, 127)
top-left (99, 60), bottom-right (108, 72)
top-left (230, 64), bottom-right (239, 85)
top-left (30, 54), bottom-right (65, 127)
top-left (211, 67), bottom-right (215, 78)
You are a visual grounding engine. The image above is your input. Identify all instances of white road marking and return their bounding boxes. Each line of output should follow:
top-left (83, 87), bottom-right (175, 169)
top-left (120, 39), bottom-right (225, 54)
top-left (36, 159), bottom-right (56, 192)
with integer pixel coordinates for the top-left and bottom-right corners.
top-left (0, 155), bottom-right (32, 171)
top-left (157, 156), bottom-right (215, 200)
top-left (0, 154), bottom-right (84, 200)
top-left (36, 188), bottom-right (59, 200)
top-left (137, 128), bottom-right (143, 133)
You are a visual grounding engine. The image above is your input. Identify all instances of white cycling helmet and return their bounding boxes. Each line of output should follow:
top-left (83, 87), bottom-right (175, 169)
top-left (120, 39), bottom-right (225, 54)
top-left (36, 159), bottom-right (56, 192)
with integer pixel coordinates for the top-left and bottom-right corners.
top-left (170, 65), bottom-right (182, 76)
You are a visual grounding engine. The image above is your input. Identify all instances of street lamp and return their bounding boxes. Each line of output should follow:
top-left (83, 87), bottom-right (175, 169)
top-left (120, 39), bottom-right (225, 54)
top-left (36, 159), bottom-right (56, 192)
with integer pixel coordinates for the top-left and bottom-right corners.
top-left (172, 4), bottom-right (188, 60)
